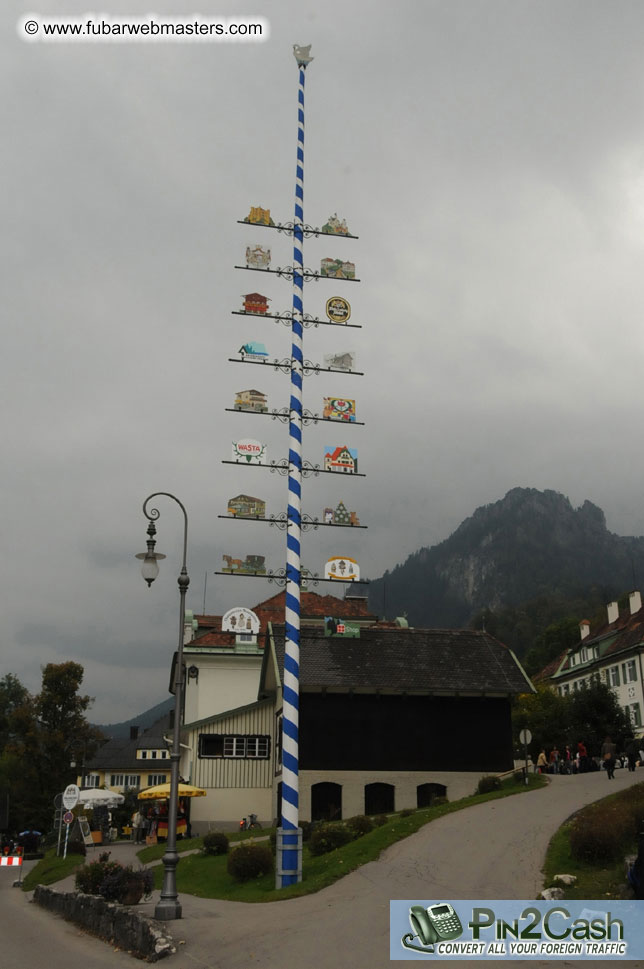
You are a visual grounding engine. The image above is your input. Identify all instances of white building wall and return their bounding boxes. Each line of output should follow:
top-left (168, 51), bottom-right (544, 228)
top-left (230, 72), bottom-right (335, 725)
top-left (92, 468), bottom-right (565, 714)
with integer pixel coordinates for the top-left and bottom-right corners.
top-left (183, 653), bottom-right (263, 723)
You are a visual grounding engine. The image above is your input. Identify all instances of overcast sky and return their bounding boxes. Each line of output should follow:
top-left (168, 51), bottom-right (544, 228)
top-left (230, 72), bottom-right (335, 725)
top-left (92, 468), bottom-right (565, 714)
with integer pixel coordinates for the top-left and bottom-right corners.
top-left (5, 1), bottom-right (644, 722)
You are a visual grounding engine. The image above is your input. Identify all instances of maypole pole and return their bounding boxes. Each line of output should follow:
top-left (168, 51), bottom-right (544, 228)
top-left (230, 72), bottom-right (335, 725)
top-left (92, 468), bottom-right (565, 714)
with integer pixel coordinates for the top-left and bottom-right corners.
top-left (277, 42), bottom-right (313, 888)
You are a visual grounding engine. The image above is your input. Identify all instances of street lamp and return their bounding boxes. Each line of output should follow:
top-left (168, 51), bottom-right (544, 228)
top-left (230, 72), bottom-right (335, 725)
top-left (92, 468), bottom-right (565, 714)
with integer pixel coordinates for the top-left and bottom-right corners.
top-left (136, 492), bottom-right (189, 921)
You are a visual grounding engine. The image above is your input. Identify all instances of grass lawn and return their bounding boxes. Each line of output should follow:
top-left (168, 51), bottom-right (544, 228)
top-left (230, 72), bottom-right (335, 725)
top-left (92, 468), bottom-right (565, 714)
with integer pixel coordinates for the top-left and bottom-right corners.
top-left (542, 782), bottom-right (644, 899)
top-left (151, 773), bottom-right (547, 903)
top-left (21, 848), bottom-right (86, 892)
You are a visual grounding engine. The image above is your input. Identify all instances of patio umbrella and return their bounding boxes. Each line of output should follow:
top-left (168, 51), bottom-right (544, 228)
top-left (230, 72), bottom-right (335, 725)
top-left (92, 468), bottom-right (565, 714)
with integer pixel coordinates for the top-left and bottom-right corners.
top-left (138, 782), bottom-right (206, 800)
top-left (78, 788), bottom-right (125, 808)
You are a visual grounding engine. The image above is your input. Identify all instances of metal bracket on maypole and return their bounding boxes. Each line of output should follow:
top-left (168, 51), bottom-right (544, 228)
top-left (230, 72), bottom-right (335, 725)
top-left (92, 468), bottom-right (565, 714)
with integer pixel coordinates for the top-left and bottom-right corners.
top-left (276, 42), bottom-right (314, 889)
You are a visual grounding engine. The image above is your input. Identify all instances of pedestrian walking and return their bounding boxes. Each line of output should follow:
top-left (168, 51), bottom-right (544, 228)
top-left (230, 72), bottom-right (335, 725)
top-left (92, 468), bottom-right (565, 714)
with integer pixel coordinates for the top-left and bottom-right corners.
top-left (601, 735), bottom-right (617, 780)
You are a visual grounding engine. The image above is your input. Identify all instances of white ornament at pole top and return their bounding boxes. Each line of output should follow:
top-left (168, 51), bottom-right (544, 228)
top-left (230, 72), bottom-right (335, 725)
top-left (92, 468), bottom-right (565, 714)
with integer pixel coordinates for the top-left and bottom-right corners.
top-left (293, 44), bottom-right (313, 66)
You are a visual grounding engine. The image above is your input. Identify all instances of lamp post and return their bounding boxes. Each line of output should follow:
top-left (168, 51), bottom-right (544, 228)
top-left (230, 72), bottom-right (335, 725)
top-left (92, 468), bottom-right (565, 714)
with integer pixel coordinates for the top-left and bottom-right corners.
top-left (136, 491), bottom-right (189, 920)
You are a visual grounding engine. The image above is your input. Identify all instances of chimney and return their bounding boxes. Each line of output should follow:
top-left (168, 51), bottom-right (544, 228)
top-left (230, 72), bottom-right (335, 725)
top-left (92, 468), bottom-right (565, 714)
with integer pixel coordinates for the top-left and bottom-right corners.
top-left (129, 725), bottom-right (140, 740)
top-left (579, 620), bottom-right (590, 640)
top-left (630, 591), bottom-right (642, 615)
top-left (607, 601), bottom-right (619, 625)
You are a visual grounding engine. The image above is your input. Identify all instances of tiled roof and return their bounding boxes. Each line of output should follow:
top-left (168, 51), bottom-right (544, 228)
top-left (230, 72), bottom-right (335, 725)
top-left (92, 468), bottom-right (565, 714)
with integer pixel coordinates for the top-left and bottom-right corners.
top-left (266, 624), bottom-right (533, 695)
top-left (190, 591), bottom-right (375, 650)
top-left (86, 715), bottom-right (171, 771)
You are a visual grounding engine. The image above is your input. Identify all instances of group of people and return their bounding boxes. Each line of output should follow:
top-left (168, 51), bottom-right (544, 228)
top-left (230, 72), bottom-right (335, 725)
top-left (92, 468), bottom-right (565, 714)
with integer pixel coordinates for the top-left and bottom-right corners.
top-left (535, 737), bottom-right (644, 778)
top-left (130, 805), bottom-right (165, 844)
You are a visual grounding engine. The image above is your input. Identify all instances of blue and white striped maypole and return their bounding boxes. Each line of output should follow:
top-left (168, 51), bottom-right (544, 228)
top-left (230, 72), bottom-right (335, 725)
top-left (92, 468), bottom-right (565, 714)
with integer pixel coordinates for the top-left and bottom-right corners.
top-left (278, 43), bottom-right (313, 888)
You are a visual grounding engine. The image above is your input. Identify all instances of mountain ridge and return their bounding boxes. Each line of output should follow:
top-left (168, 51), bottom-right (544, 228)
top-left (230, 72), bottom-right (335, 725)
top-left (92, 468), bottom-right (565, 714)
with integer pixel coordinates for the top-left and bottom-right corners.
top-left (368, 487), bottom-right (644, 630)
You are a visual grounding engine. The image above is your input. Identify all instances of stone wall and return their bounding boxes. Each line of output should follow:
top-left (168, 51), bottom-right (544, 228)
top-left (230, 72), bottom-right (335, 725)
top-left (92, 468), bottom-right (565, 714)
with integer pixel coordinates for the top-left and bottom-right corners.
top-left (33, 886), bottom-right (175, 961)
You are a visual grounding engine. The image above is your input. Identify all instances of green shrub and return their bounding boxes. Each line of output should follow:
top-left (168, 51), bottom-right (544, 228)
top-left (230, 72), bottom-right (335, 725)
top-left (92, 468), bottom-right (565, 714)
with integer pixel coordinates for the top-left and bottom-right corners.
top-left (203, 831), bottom-right (229, 856)
top-left (477, 775), bottom-right (502, 795)
top-left (308, 822), bottom-right (353, 857)
top-left (75, 859), bottom-right (123, 894)
top-left (99, 864), bottom-right (154, 903)
top-left (372, 814), bottom-right (388, 826)
top-left (400, 808), bottom-right (415, 818)
top-left (514, 770), bottom-right (526, 784)
top-left (432, 796), bottom-right (448, 806)
top-left (300, 820), bottom-right (315, 842)
top-left (227, 842), bottom-right (273, 882)
top-left (346, 815), bottom-right (374, 838)
top-left (569, 801), bottom-right (633, 863)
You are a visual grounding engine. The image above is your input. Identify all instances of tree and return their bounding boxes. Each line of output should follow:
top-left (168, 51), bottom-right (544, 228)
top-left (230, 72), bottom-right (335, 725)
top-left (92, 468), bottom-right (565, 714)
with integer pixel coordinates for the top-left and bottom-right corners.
top-left (568, 680), bottom-right (633, 756)
top-left (512, 679), bottom-right (634, 763)
top-left (1, 663), bottom-right (104, 832)
top-left (0, 674), bottom-right (29, 752)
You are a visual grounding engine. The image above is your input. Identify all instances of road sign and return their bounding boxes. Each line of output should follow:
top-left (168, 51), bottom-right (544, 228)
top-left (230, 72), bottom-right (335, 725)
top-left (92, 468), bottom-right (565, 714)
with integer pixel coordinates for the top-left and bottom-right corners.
top-left (519, 728), bottom-right (532, 746)
top-left (62, 784), bottom-right (80, 810)
top-left (63, 811), bottom-right (74, 824)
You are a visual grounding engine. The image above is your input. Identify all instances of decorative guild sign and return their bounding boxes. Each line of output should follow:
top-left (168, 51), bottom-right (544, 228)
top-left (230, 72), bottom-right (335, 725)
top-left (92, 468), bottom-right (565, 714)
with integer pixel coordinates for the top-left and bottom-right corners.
top-left (222, 606), bottom-right (260, 634)
top-left (320, 257), bottom-right (355, 279)
top-left (323, 397), bottom-right (356, 422)
top-left (243, 293), bottom-right (271, 315)
top-left (324, 500), bottom-right (359, 525)
top-left (324, 351), bottom-right (355, 371)
top-left (227, 494), bottom-right (266, 518)
top-left (321, 213), bottom-right (350, 235)
top-left (244, 207), bottom-right (274, 226)
top-left (239, 341), bottom-right (269, 361)
top-left (222, 554), bottom-right (267, 575)
top-left (324, 445), bottom-right (358, 473)
top-left (246, 245), bottom-right (271, 270)
top-left (324, 556), bottom-right (360, 581)
top-left (324, 616), bottom-right (360, 637)
top-left (234, 389), bottom-right (268, 413)
top-left (326, 296), bottom-right (351, 324)
top-left (232, 438), bottom-right (266, 463)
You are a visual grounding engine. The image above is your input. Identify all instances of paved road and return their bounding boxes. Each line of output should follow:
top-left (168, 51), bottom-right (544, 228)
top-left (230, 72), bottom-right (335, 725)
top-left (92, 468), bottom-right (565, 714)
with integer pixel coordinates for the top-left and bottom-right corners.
top-left (8, 769), bottom-right (644, 969)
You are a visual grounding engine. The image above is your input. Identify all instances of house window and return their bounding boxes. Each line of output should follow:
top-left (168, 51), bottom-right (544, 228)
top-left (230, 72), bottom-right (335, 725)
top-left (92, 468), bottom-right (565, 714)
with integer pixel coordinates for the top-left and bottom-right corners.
top-left (246, 736), bottom-right (269, 758)
top-left (561, 683), bottom-right (570, 696)
top-left (161, 750), bottom-right (168, 759)
top-left (625, 704), bottom-right (642, 727)
top-left (609, 666), bottom-right (620, 687)
top-left (110, 774), bottom-right (140, 788)
top-left (224, 736), bottom-right (246, 758)
top-left (622, 660), bottom-right (638, 684)
top-left (569, 654), bottom-right (577, 668)
top-left (147, 774), bottom-right (167, 786)
top-left (580, 647), bottom-right (588, 662)
top-left (198, 733), bottom-right (270, 760)
top-left (140, 751), bottom-right (147, 759)
top-left (199, 734), bottom-right (224, 758)
top-left (84, 773), bottom-right (100, 788)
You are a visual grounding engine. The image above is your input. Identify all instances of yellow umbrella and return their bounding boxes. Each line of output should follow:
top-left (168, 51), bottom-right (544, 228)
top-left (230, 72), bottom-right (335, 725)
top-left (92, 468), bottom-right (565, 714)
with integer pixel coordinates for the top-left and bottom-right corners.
top-left (138, 782), bottom-right (206, 800)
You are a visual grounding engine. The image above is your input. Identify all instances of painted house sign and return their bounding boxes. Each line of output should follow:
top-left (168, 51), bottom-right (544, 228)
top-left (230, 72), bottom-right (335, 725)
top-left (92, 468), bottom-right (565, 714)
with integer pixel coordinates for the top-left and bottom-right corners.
top-left (246, 245), bottom-right (271, 270)
top-left (324, 556), bottom-right (360, 581)
top-left (320, 258), bottom-right (355, 279)
top-left (243, 293), bottom-right (271, 315)
top-left (324, 445), bottom-right (358, 474)
top-left (234, 389), bottom-right (268, 413)
top-left (325, 297), bottom-right (351, 324)
top-left (222, 606), bottom-right (260, 634)
top-left (322, 214), bottom-right (350, 235)
top-left (324, 500), bottom-right (359, 525)
top-left (239, 341), bottom-right (269, 361)
top-left (222, 554), bottom-right (267, 575)
top-left (244, 207), bottom-right (274, 226)
top-left (232, 439), bottom-right (266, 464)
top-left (324, 616), bottom-right (361, 637)
top-left (324, 351), bottom-right (355, 371)
top-left (227, 494), bottom-right (266, 518)
top-left (323, 398), bottom-right (356, 422)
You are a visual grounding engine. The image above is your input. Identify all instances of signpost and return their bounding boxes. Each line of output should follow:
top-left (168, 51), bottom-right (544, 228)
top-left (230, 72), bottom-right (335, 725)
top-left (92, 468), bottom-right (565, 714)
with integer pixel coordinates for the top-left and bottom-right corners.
top-left (61, 785), bottom-right (79, 858)
top-left (519, 728), bottom-right (532, 785)
top-left (62, 784), bottom-right (80, 810)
